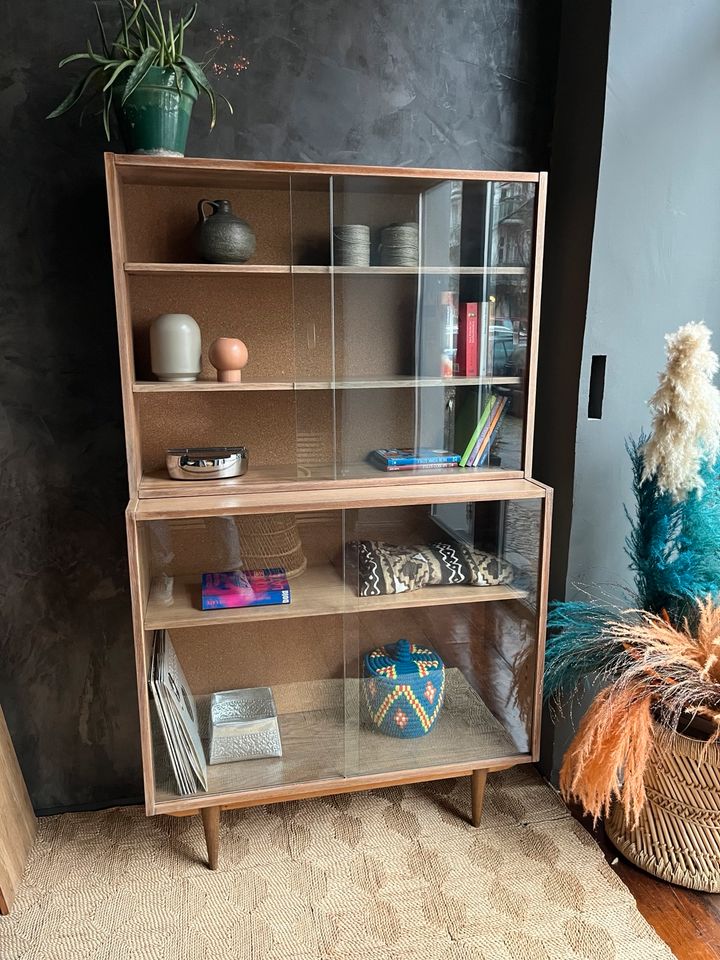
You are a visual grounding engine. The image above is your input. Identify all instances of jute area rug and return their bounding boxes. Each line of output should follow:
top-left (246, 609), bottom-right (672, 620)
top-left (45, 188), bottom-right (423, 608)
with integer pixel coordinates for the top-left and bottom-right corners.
top-left (0, 768), bottom-right (674, 960)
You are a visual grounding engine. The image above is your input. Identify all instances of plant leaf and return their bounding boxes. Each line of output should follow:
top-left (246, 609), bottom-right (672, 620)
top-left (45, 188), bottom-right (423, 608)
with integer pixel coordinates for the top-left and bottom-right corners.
top-left (94, 2), bottom-right (110, 57)
top-left (58, 52), bottom-right (93, 68)
top-left (172, 62), bottom-right (184, 94)
top-left (47, 66), bottom-right (103, 118)
top-left (140, 2), bottom-right (162, 49)
top-left (217, 91), bottom-right (233, 115)
top-left (86, 39), bottom-right (107, 64)
top-left (121, 45), bottom-right (158, 103)
top-left (125, 0), bottom-right (148, 45)
top-left (167, 10), bottom-right (175, 62)
top-left (182, 4), bottom-right (197, 31)
top-left (103, 59), bottom-right (134, 91)
top-left (179, 54), bottom-right (215, 125)
top-left (155, 1), bottom-right (167, 66)
top-left (102, 91), bottom-right (112, 140)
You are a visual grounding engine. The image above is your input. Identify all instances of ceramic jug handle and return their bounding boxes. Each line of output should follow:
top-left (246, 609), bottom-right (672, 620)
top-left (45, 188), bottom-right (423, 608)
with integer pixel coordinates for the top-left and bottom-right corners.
top-left (198, 199), bottom-right (218, 222)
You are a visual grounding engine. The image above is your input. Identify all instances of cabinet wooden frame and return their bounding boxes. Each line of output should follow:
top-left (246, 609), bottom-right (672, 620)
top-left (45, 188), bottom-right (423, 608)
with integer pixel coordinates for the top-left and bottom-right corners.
top-left (106, 154), bottom-right (552, 868)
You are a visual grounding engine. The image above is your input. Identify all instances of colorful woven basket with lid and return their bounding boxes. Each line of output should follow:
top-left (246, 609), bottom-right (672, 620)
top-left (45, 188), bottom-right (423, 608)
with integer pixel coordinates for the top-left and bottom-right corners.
top-left (363, 639), bottom-right (445, 738)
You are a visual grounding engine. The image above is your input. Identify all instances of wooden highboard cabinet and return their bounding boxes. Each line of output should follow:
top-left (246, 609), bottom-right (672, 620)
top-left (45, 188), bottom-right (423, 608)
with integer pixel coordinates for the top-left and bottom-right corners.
top-left (105, 154), bottom-right (551, 868)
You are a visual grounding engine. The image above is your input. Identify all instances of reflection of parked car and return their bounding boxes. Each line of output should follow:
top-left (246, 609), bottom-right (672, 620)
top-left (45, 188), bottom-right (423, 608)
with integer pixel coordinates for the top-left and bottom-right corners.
top-left (491, 321), bottom-right (527, 375)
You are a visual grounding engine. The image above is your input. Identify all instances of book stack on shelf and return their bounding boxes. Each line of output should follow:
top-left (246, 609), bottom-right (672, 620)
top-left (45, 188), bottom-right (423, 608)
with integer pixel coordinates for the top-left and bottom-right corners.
top-left (370, 448), bottom-right (461, 472)
top-left (459, 394), bottom-right (508, 468)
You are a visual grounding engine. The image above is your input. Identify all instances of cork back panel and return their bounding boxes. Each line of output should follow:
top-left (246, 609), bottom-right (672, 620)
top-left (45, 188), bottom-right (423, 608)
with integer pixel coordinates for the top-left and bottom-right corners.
top-left (121, 183), bottom-right (292, 264)
top-left (168, 616), bottom-right (345, 693)
top-left (144, 511), bottom-right (342, 579)
top-left (333, 275), bottom-right (417, 380)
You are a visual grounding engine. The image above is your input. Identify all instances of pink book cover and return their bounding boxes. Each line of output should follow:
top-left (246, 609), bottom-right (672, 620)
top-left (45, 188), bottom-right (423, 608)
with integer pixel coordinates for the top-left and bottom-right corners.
top-left (455, 302), bottom-right (479, 376)
top-left (201, 568), bottom-right (291, 610)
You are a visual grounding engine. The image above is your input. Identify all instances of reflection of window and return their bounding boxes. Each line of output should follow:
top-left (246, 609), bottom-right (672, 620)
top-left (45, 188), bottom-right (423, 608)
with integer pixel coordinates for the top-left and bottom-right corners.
top-left (497, 236), bottom-right (506, 264)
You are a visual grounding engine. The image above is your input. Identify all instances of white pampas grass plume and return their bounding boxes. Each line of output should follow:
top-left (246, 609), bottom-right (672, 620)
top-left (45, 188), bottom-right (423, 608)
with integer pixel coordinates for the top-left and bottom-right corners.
top-left (643, 322), bottom-right (720, 500)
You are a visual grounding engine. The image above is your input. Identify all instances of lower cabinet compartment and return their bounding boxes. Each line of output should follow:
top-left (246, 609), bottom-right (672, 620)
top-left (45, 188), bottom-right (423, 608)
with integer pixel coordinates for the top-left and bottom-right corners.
top-left (134, 492), bottom-right (548, 810)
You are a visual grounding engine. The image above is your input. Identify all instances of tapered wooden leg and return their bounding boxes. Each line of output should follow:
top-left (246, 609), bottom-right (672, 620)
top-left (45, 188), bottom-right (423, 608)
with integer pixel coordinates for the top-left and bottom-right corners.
top-left (471, 770), bottom-right (488, 827)
top-left (201, 806), bottom-right (220, 870)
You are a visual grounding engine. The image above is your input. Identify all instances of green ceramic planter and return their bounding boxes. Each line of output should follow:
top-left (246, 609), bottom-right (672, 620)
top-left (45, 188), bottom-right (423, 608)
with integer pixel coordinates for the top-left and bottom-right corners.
top-left (118, 66), bottom-right (198, 156)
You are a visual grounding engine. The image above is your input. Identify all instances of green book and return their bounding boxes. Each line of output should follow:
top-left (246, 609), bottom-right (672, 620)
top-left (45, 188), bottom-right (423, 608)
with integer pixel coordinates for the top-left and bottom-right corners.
top-left (459, 394), bottom-right (496, 467)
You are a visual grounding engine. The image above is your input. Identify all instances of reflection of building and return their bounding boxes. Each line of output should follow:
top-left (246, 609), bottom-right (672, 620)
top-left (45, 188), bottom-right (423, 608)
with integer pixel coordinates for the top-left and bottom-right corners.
top-left (490, 182), bottom-right (534, 334)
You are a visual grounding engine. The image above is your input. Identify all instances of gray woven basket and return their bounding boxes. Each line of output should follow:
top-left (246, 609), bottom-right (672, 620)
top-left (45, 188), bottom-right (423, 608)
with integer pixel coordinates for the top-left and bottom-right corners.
top-left (606, 723), bottom-right (720, 892)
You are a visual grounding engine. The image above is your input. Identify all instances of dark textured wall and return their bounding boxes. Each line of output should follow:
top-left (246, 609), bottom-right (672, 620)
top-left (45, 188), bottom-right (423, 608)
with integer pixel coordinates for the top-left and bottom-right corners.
top-left (0, 0), bottom-right (559, 811)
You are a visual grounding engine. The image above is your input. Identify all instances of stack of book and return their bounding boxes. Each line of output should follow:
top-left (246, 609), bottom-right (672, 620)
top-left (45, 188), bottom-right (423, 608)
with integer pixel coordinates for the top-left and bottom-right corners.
top-left (459, 394), bottom-right (508, 467)
top-left (370, 448), bottom-right (461, 472)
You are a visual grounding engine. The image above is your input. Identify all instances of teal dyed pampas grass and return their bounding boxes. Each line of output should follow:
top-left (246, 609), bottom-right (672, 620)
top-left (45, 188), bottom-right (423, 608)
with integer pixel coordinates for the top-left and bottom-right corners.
top-left (625, 436), bottom-right (720, 627)
top-left (544, 600), bottom-right (623, 702)
top-left (544, 440), bottom-right (720, 707)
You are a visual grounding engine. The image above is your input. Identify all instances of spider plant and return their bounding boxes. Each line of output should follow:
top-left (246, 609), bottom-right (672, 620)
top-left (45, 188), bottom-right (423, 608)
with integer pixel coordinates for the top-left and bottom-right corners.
top-left (48, 0), bottom-right (231, 140)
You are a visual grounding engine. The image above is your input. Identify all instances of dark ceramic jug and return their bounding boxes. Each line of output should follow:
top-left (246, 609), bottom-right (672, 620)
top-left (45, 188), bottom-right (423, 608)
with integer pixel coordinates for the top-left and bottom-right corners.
top-left (195, 199), bottom-right (257, 264)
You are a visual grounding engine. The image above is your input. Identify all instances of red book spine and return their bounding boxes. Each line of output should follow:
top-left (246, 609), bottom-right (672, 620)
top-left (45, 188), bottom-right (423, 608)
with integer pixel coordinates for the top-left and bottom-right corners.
top-left (455, 302), bottom-right (479, 376)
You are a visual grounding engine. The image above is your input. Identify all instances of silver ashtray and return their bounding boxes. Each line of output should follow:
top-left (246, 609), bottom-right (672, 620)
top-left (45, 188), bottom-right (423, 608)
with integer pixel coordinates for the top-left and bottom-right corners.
top-left (166, 446), bottom-right (248, 480)
top-left (208, 687), bottom-right (282, 764)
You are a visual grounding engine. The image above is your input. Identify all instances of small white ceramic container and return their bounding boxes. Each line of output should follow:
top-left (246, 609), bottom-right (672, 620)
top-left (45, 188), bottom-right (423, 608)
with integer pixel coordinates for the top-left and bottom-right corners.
top-left (150, 313), bottom-right (202, 382)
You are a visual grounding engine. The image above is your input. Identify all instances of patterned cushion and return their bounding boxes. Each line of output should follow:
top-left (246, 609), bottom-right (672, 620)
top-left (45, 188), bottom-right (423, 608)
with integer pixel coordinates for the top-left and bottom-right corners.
top-left (346, 540), bottom-right (514, 597)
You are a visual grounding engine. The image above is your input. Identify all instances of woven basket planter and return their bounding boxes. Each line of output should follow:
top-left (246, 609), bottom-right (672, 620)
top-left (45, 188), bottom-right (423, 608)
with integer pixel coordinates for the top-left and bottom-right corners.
top-left (606, 723), bottom-right (720, 891)
top-left (235, 513), bottom-right (307, 580)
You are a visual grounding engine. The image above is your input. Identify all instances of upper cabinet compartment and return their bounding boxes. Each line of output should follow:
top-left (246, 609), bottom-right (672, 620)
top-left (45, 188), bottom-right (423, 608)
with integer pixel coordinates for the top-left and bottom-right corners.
top-left (105, 157), bottom-right (545, 499)
top-left (120, 168), bottom-right (292, 267)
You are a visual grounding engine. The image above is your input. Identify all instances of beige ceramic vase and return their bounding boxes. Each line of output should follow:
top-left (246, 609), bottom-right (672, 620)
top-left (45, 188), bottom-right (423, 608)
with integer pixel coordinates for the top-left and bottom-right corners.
top-left (208, 337), bottom-right (249, 382)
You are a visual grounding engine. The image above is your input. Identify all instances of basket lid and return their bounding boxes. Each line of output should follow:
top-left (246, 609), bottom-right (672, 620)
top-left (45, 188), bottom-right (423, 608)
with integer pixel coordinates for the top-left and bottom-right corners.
top-left (364, 639), bottom-right (444, 680)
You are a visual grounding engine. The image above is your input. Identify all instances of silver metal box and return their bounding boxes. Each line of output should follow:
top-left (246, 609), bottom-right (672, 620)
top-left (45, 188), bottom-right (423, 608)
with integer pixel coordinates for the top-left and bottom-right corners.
top-left (166, 445), bottom-right (248, 481)
top-left (208, 687), bottom-right (282, 764)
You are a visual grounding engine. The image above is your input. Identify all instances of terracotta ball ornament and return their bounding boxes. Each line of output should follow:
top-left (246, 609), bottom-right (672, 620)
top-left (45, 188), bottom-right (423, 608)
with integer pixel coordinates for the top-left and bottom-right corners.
top-left (208, 337), bottom-right (249, 382)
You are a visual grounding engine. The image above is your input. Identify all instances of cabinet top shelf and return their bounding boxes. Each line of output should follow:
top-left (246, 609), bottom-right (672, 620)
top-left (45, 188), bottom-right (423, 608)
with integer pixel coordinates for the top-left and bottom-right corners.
top-left (109, 152), bottom-right (545, 188)
top-left (131, 475), bottom-right (547, 520)
top-left (124, 263), bottom-right (529, 276)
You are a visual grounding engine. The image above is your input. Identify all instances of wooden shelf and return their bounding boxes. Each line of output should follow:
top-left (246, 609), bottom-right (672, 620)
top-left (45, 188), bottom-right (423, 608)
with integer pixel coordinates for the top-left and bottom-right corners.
top-left (144, 564), bottom-right (527, 630)
top-left (125, 263), bottom-right (290, 275)
top-left (298, 265), bottom-right (529, 276)
top-left (125, 262), bottom-right (528, 277)
top-left (136, 464), bottom-right (534, 505)
top-left (152, 670), bottom-right (523, 809)
top-left (133, 380), bottom-right (295, 393)
top-left (113, 153), bottom-right (542, 188)
top-left (132, 375), bottom-right (523, 394)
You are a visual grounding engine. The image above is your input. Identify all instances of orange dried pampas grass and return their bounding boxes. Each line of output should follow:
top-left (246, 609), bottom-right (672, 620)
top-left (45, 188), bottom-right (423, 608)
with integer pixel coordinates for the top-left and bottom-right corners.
top-left (559, 598), bottom-right (720, 825)
top-left (605, 598), bottom-right (720, 732)
top-left (560, 684), bottom-right (654, 826)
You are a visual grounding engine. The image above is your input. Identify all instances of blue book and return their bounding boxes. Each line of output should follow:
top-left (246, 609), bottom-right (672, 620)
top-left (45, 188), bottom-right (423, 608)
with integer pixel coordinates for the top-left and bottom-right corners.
top-left (372, 448), bottom-right (461, 467)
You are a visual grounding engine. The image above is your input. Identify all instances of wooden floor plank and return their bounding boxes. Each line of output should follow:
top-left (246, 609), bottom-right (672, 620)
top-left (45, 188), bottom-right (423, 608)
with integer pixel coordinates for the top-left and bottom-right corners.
top-left (574, 806), bottom-right (720, 960)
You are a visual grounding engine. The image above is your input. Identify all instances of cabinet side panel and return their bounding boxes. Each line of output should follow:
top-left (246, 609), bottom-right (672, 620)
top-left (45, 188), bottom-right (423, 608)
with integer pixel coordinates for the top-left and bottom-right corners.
top-left (125, 505), bottom-right (156, 813)
top-left (105, 155), bottom-right (142, 497)
top-left (531, 485), bottom-right (553, 759)
top-left (523, 171), bottom-right (548, 475)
